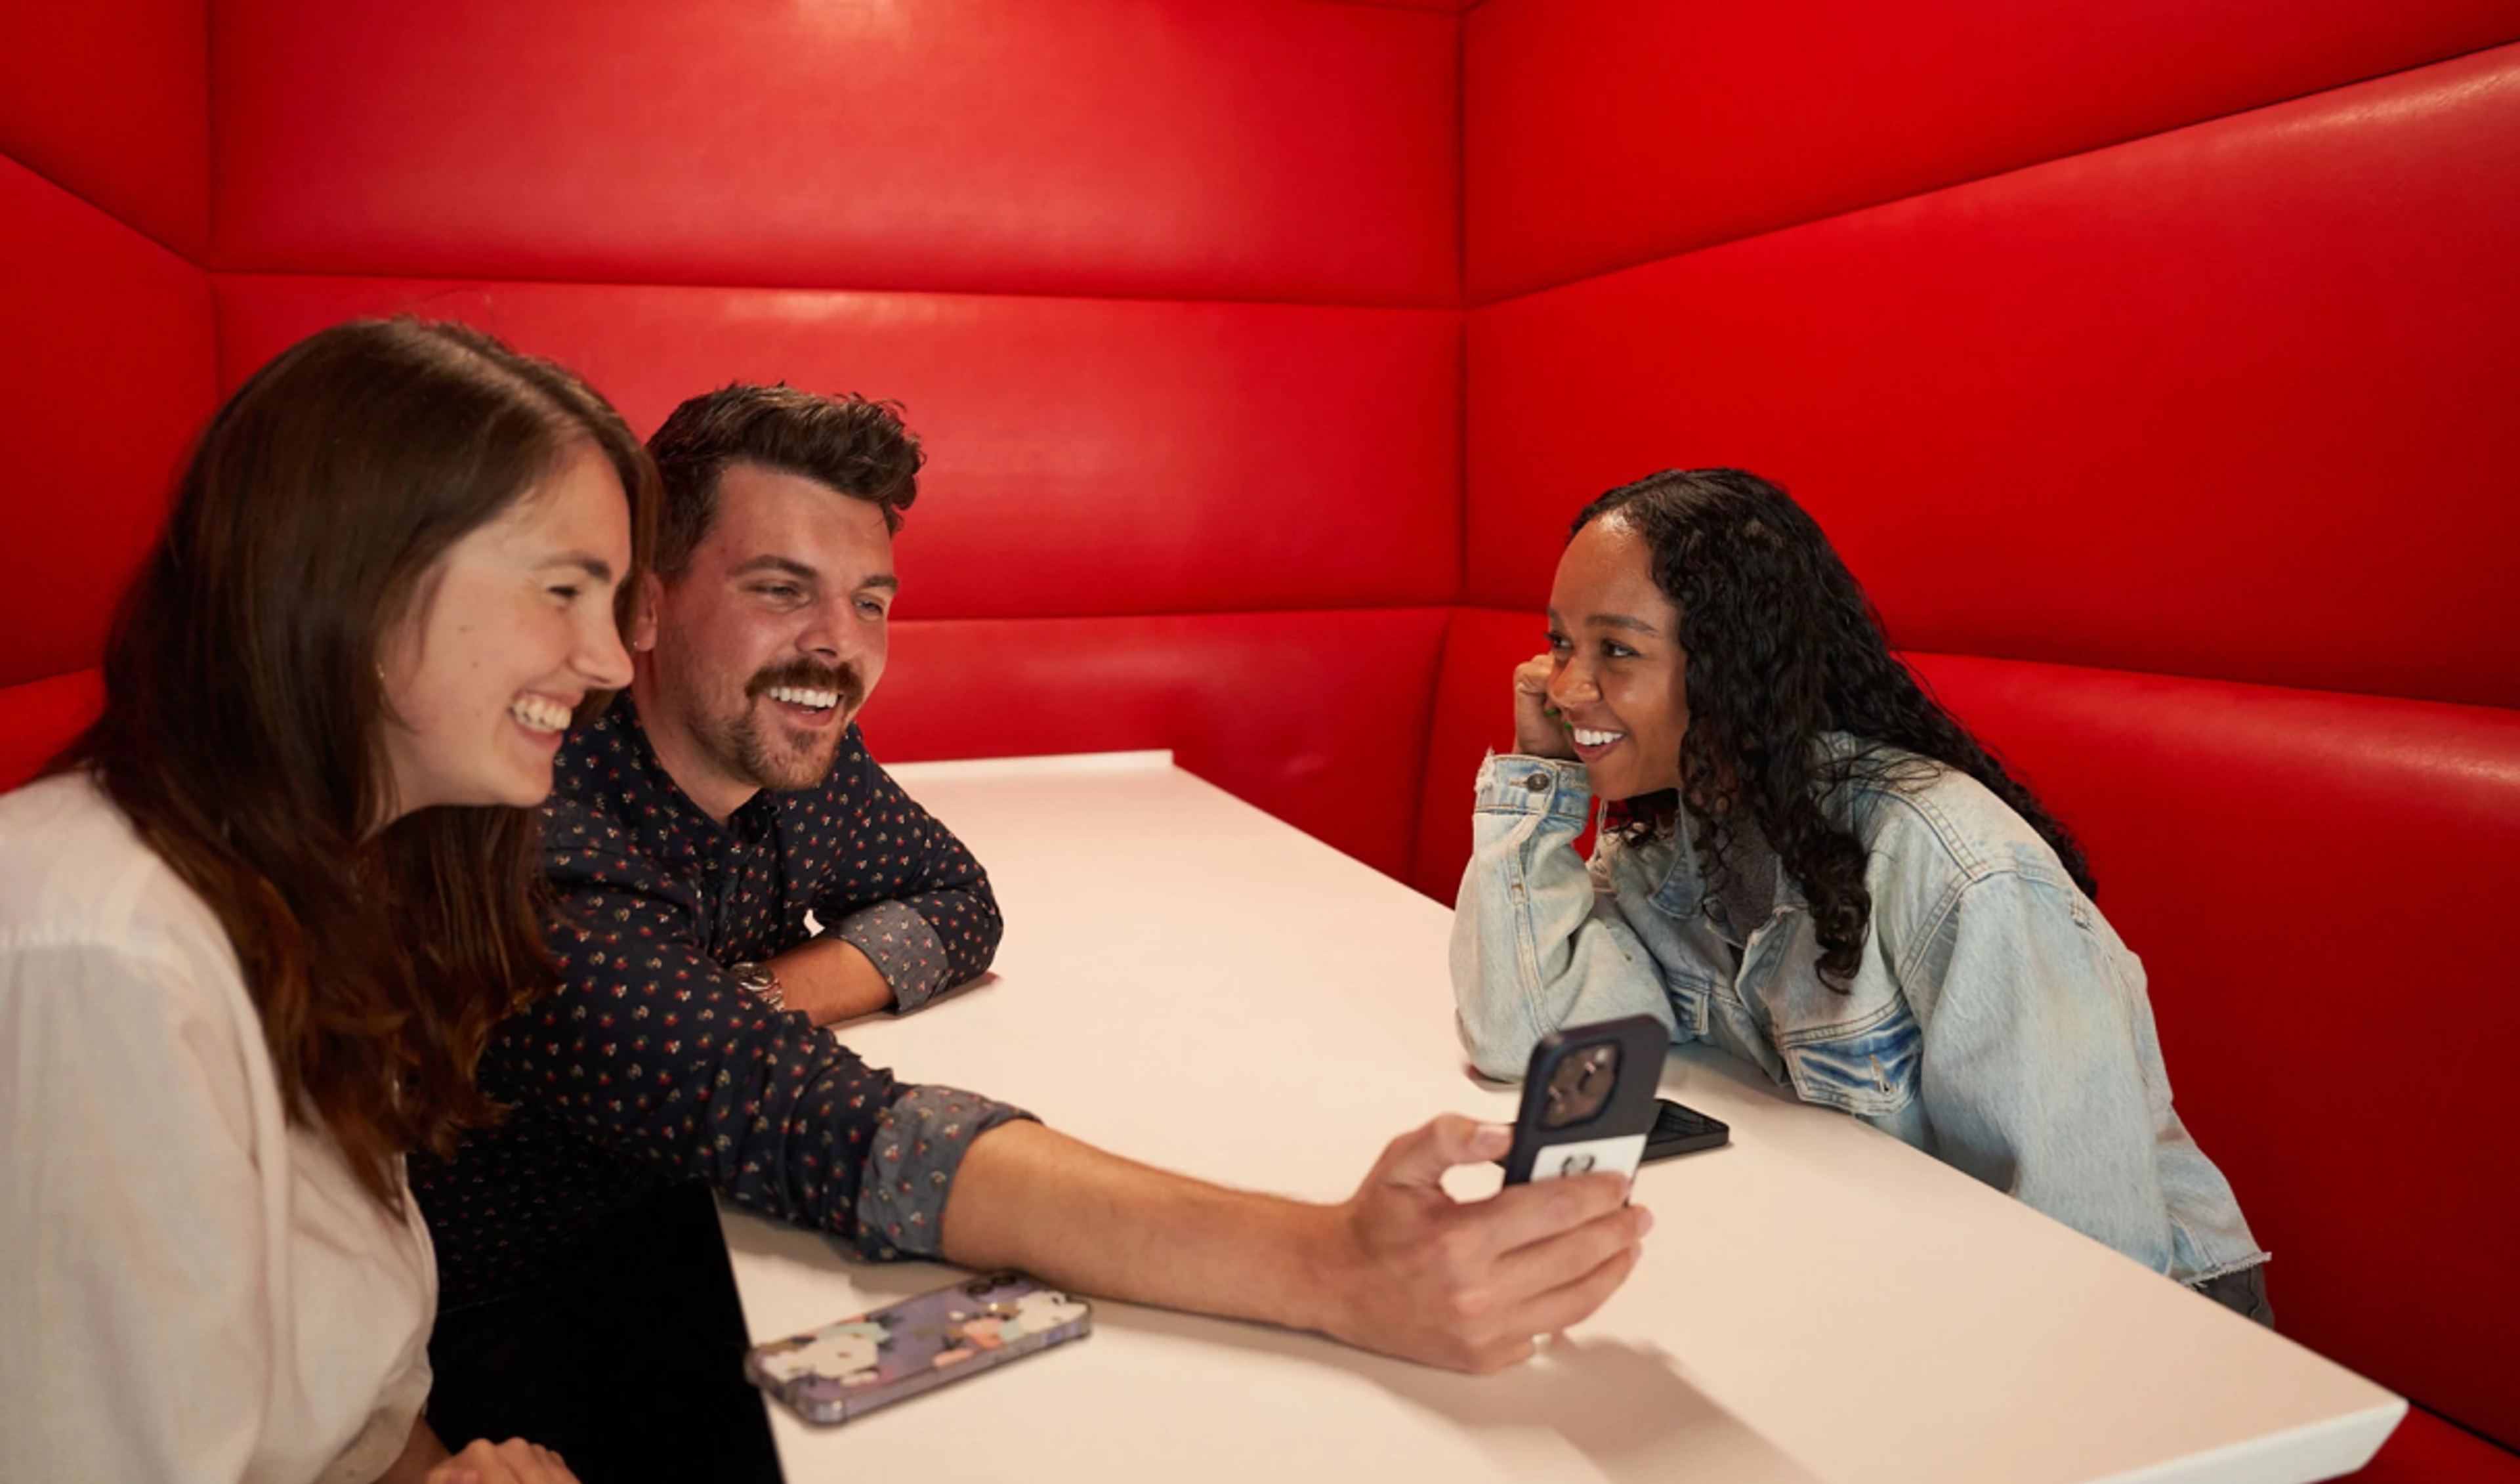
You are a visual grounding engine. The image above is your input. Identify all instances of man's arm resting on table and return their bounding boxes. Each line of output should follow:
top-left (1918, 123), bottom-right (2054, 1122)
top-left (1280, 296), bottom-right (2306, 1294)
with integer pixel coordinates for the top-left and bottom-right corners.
top-left (933, 1117), bottom-right (1652, 1374)
top-left (763, 935), bottom-right (894, 1025)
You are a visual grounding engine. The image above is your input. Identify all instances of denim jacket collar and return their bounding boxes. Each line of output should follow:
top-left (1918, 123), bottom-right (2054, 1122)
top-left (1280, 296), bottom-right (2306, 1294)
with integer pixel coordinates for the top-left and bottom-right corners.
top-left (1638, 732), bottom-right (1885, 920)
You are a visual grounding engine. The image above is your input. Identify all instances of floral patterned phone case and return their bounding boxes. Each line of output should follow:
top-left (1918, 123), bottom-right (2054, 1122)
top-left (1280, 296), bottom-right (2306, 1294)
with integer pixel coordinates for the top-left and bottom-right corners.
top-left (744, 1271), bottom-right (1093, 1425)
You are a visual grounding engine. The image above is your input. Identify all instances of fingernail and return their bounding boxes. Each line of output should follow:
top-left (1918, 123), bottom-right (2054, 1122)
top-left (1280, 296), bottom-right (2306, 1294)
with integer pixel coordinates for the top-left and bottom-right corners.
top-left (1475, 1121), bottom-right (1511, 1150)
top-left (1635, 1206), bottom-right (1654, 1236)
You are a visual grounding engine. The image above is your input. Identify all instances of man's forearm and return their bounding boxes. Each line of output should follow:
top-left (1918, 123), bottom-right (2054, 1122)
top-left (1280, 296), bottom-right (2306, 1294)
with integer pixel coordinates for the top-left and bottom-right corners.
top-left (763, 935), bottom-right (894, 1025)
top-left (933, 1116), bottom-right (1652, 1373)
top-left (935, 1120), bottom-right (1335, 1335)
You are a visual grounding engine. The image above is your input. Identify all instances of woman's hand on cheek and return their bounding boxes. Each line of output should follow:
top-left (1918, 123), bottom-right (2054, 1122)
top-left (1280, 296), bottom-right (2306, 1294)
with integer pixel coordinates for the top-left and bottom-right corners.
top-left (1513, 655), bottom-right (1577, 760)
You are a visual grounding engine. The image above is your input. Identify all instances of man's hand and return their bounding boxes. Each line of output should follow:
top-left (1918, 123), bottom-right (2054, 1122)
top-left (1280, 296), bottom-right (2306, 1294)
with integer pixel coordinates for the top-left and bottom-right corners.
top-left (936, 1116), bottom-right (1649, 1376)
top-left (1513, 653), bottom-right (1577, 759)
top-left (1308, 1116), bottom-right (1647, 1373)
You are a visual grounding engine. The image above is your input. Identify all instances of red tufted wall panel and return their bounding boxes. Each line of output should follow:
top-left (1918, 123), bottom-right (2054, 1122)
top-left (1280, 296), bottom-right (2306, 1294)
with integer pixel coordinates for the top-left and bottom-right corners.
top-left (0, 670), bottom-right (105, 797)
top-left (0, 0), bottom-right (209, 257)
top-left (872, 610), bottom-right (1450, 880)
top-left (0, 158), bottom-right (218, 690)
top-left (1467, 47), bottom-right (2520, 711)
top-left (209, 0), bottom-right (1459, 306)
top-left (213, 275), bottom-right (1461, 620)
top-left (1465, 0), bottom-right (2520, 303)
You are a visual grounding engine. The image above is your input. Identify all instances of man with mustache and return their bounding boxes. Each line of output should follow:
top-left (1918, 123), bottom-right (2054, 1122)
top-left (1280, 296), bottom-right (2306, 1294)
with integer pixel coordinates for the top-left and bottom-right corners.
top-left (415, 385), bottom-right (1648, 1470)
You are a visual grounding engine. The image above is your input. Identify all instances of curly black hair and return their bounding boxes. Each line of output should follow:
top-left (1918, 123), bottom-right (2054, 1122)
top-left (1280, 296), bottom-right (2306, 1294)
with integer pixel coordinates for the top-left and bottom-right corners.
top-left (1574, 469), bottom-right (2095, 990)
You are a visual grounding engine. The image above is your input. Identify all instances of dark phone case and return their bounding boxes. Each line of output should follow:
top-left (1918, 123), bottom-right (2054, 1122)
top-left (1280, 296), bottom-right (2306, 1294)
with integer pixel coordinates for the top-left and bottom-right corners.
top-left (1641, 1098), bottom-right (1731, 1161)
top-left (1502, 1015), bottom-right (1670, 1185)
top-left (744, 1271), bottom-right (1093, 1426)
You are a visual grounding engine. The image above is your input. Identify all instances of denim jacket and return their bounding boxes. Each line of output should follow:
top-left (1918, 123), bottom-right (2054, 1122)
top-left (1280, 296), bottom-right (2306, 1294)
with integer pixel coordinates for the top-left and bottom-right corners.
top-left (1450, 745), bottom-right (2265, 1286)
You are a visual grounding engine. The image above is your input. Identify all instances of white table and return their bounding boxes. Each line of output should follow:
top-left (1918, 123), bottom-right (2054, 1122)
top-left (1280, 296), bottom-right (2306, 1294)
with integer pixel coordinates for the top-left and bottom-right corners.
top-left (721, 752), bottom-right (2402, 1484)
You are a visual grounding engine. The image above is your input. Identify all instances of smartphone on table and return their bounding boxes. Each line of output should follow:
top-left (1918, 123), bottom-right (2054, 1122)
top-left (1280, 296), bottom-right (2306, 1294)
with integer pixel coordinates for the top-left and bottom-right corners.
top-left (745, 1271), bottom-right (1092, 1425)
top-left (1502, 1015), bottom-right (1729, 1182)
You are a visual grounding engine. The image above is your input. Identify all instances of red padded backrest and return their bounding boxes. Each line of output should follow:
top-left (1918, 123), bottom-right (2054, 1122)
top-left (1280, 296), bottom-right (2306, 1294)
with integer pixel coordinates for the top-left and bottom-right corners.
top-left (1468, 45), bottom-right (2520, 711)
top-left (0, 157), bottom-right (217, 690)
top-left (0, 0), bottom-right (209, 256)
top-left (871, 610), bottom-right (1449, 880)
top-left (1465, 0), bottom-right (2520, 302)
top-left (209, 0), bottom-right (1459, 305)
top-left (212, 276), bottom-right (1462, 621)
top-left (0, 670), bottom-right (105, 794)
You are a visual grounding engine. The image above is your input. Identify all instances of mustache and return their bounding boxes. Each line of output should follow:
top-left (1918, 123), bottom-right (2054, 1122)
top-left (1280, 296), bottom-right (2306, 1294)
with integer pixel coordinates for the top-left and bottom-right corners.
top-left (746, 659), bottom-right (866, 713)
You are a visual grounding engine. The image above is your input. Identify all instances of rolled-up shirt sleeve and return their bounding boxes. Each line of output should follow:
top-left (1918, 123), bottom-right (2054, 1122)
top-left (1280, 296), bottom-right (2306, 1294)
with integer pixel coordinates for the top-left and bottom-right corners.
top-left (834, 900), bottom-right (955, 1013)
top-left (513, 828), bottom-right (1031, 1260)
top-left (812, 743), bottom-right (1003, 1013)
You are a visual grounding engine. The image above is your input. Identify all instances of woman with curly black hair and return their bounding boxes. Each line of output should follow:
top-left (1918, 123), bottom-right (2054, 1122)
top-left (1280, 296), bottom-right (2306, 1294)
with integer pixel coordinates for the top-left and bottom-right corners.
top-left (1450, 468), bottom-right (2271, 1321)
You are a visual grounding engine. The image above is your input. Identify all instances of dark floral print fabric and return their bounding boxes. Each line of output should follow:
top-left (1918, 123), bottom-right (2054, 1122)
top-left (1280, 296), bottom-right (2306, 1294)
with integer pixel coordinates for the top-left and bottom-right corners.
top-left (416, 695), bottom-right (1020, 1307)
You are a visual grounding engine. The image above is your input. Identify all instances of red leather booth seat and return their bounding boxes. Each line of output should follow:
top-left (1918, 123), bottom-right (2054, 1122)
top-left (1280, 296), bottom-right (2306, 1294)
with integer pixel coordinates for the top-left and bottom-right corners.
top-left (1413, 611), bottom-right (2520, 1462)
top-left (0, 671), bottom-right (104, 797)
top-left (2364, 1413), bottom-right (2520, 1484)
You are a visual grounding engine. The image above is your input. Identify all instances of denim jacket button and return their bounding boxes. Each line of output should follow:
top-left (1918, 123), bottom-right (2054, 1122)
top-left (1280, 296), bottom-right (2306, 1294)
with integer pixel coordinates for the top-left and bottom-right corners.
top-left (1524, 771), bottom-right (1551, 792)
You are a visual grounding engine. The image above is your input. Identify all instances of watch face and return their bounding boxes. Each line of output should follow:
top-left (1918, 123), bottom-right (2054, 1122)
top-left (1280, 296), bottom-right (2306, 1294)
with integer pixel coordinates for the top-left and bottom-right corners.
top-left (731, 963), bottom-right (783, 1008)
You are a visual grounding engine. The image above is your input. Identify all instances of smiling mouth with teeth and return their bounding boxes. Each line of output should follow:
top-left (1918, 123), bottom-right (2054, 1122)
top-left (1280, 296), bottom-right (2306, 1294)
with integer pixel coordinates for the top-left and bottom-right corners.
top-left (1571, 727), bottom-right (1626, 748)
top-left (765, 685), bottom-right (841, 712)
top-left (509, 694), bottom-right (574, 734)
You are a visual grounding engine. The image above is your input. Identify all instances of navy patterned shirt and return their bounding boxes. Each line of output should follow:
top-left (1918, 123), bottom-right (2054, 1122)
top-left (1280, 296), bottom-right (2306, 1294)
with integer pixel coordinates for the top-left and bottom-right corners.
top-left (415, 695), bottom-right (1022, 1307)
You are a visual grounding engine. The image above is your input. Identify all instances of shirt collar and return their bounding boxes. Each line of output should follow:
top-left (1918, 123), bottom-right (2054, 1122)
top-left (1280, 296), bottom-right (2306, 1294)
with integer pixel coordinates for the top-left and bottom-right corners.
top-left (579, 694), bottom-right (774, 854)
top-left (1637, 736), bottom-right (1884, 918)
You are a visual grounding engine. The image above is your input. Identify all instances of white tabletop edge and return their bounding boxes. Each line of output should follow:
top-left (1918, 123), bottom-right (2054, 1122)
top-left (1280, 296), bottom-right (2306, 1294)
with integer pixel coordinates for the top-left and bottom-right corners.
top-left (883, 748), bottom-right (1176, 782)
top-left (2080, 1395), bottom-right (2407, 1484)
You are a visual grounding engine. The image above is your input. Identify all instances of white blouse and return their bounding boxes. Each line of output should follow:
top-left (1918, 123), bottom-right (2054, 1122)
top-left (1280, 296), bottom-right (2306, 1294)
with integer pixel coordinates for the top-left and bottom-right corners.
top-left (0, 774), bottom-right (436, 1484)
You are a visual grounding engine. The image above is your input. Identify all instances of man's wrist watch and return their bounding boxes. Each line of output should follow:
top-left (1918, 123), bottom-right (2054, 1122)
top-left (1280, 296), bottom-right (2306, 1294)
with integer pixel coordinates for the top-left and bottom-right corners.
top-left (728, 960), bottom-right (788, 1015)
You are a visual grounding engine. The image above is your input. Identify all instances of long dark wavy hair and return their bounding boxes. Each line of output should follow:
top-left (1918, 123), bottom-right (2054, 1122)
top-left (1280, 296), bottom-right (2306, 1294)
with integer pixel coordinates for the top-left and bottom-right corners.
top-left (1576, 469), bottom-right (2093, 990)
top-left (55, 318), bottom-right (656, 1209)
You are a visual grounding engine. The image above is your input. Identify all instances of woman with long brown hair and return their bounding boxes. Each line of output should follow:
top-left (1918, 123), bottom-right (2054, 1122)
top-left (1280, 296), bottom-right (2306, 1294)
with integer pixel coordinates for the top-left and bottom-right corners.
top-left (0, 319), bottom-right (652, 1483)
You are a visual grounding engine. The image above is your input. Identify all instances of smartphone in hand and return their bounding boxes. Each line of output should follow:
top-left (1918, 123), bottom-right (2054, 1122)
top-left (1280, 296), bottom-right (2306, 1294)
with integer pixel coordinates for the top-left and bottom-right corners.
top-left (745, 1271), bottom-right (1092, 1426)
top-left (1502, 1015), bottom-right (1670, 1185)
